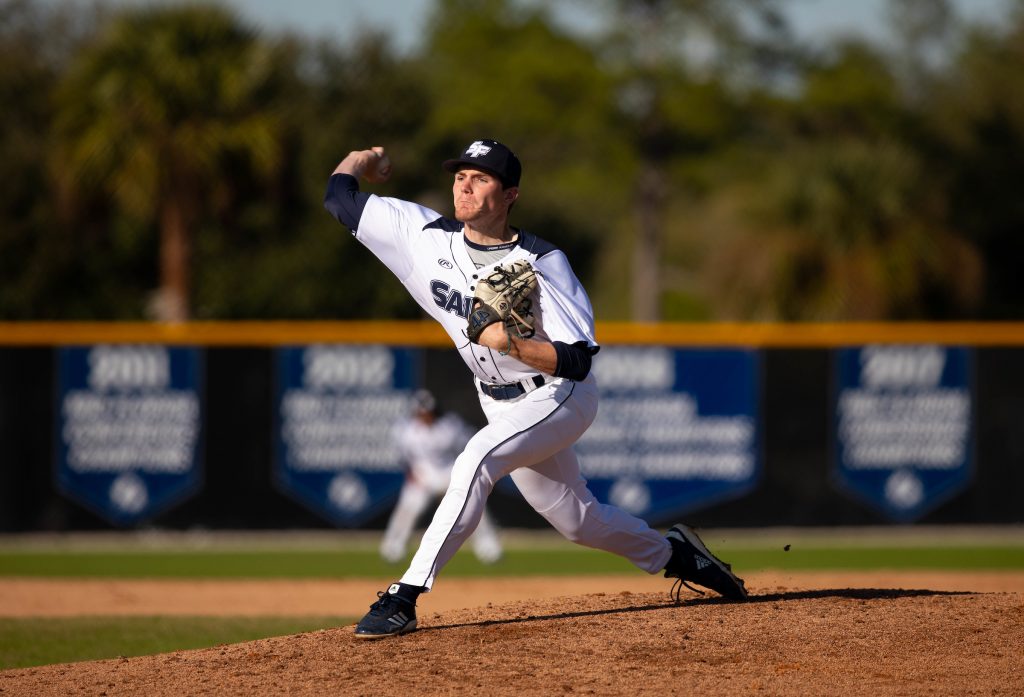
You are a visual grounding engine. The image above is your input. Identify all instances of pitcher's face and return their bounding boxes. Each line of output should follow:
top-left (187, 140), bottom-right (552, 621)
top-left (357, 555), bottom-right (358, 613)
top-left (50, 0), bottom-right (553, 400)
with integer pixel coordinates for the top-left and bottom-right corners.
top-left (452, 167), bottom-right (517, 224)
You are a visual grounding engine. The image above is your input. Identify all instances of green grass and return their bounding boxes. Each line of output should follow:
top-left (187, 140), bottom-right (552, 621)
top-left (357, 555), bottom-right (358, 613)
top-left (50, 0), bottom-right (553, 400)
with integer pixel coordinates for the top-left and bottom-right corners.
top-left (0, 548), bottom-right (636, 578)
top-left (1, 532), bottom-right (1021, 670)
top-left (0, 544), bottom-right (1022, 578)
top-left (0, 616), bottom-right (350, 670)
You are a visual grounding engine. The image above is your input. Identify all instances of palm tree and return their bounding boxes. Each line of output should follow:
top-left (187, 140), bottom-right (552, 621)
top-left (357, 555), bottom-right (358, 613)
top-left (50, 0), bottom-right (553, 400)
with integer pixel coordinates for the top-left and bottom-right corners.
top-left (54, 5), bottom-right (283, 321)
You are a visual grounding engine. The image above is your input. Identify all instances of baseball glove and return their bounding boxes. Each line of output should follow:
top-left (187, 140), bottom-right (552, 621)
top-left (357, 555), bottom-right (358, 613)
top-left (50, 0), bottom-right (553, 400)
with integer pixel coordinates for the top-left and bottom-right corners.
top-left (466, 260), bottom-right (538, 344)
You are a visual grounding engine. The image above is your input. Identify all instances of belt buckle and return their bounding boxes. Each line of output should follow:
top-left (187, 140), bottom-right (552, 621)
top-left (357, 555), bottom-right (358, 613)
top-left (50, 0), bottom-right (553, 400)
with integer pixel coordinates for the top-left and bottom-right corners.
top-left (481, 376), bottom-right (546, 401)
top-left (483, 380), bottom-right (522, 400)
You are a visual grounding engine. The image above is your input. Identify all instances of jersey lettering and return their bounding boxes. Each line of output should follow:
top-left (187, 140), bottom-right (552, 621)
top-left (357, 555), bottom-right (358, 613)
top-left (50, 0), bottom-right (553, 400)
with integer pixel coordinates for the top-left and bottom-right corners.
top-left (444, 291), bottom-right (465, 315)
top-left (430, 279), bottom-right (470, 319)
top-left (430, 280), bottom-right (450, 307)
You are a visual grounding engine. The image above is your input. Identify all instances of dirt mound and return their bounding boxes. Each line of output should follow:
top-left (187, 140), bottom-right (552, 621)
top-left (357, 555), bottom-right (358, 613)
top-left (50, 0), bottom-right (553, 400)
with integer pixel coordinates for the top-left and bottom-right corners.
top-left (4, 584), bottom-right (1022, 696)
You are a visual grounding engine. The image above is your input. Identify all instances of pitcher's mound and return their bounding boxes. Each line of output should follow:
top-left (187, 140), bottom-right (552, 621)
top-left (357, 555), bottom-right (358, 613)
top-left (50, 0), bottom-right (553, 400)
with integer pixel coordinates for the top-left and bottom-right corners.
top-left (4, 584), bottom-right (1023, 696)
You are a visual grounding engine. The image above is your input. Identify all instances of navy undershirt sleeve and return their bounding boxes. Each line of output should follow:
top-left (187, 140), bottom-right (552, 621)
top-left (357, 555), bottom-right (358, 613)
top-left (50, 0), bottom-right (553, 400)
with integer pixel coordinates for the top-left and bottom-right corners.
top-left (323, 173), bottom-right (371, 231)
top-left (552, 340), bottom-right (597, 381)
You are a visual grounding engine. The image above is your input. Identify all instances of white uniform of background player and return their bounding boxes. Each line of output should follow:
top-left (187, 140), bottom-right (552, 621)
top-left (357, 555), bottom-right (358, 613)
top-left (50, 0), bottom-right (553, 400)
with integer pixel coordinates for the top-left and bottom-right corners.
top-left (326, 140), bottom-right (745, 639)
top-left (381, 390), bottom-right (502, 565)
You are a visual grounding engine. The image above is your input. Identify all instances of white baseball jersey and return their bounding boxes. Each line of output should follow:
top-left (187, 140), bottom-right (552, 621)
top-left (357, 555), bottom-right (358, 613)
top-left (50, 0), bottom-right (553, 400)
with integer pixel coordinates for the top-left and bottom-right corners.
top-left (349, 191), bottom-right (598, 384)
top-left (326, 173), bottom-right (671, 591)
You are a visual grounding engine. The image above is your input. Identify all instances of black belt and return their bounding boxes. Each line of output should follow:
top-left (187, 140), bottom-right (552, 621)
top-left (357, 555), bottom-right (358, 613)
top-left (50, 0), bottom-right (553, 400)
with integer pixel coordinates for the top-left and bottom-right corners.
top-left (479, 375), bottom-right (546, 401)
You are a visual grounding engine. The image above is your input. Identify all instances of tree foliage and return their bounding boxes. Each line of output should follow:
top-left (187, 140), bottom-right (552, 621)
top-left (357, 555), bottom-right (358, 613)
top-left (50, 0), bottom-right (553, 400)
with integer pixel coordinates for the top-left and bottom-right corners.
top-left (924, 14), bottom-right (1024, 318)
top-left (0, 0), bottom-right (95, 318)
top-left (53, 4), bottom-right (291, 320)
top-left (1, 0), bottom-right (1022, 321)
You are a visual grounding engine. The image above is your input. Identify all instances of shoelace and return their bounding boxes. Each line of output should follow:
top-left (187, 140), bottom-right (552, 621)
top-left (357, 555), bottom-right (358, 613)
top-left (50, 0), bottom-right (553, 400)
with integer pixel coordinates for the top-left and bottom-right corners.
top-left (669, 577), bottom-right (705, 603)
top-left (370, 590), bottom-right (399, 612)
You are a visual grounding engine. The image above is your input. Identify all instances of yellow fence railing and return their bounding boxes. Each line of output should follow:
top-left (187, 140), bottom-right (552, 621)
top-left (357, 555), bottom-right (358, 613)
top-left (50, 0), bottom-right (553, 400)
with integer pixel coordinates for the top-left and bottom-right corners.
top-left (3, 321), bottom-right (1024, 347)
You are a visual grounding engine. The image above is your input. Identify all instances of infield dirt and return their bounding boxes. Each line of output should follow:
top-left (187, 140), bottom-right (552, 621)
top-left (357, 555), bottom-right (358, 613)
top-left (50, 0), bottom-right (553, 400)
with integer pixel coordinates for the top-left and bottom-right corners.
top-left (2, 571), bottom-right (1022, 696)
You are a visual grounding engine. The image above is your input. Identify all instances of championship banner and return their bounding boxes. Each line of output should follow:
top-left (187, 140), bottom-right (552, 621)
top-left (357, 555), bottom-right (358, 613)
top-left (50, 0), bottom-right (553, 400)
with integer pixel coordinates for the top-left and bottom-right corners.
top-left (576, 347), bottom-right (760, 524)
top-left (273, 345), bottom-right (421, 526)
top-left (56, 345), bottom-right (203, 526)
top-left (832, 345), bottom-right (974, 521)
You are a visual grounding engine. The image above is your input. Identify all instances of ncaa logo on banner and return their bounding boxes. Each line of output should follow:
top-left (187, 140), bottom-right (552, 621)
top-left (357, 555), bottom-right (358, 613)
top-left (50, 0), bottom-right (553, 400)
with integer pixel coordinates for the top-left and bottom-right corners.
top-left (832, 345), bottom-right (974, 522)
top-left (274, 345), bottom-right (422, 527)
top-left (55, 345), bottom-right (204, 527)
top-left (575, 347), bottom-right (761, 525)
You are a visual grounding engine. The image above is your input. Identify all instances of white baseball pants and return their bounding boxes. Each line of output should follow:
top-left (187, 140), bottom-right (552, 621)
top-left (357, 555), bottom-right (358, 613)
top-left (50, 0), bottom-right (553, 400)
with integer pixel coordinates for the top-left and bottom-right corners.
top-left (400, 375), bottom-right (672, 590)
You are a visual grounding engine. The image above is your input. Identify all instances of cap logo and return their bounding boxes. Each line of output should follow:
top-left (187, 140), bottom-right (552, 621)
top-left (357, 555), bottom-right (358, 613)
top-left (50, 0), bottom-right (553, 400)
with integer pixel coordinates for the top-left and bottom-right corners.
top-left (465, 141), bottom-right (492, 158)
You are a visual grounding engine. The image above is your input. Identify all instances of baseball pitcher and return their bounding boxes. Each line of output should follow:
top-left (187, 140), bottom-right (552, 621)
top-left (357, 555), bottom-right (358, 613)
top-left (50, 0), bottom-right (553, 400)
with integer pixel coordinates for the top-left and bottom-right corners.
top-left (325, 139), bottom-right (747, 639)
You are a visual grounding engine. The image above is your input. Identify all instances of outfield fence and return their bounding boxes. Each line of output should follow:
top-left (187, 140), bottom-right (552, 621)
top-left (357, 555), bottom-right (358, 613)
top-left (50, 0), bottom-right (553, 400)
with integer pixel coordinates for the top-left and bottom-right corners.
top-left (1, 322), bottom-right (1022, 532)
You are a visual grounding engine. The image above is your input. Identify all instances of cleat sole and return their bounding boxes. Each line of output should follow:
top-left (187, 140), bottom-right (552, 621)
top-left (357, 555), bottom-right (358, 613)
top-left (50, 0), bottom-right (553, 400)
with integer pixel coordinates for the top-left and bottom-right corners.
top-left (353, 619), bottom-right (418, 640)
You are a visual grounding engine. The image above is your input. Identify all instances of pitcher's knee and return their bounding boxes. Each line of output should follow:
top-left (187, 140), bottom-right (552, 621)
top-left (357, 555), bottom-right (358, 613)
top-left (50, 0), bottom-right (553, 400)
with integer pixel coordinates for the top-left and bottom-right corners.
top-left (536, 498), bottom-right (590, 543)
top-left (560, 525), bottom-right (586, 544)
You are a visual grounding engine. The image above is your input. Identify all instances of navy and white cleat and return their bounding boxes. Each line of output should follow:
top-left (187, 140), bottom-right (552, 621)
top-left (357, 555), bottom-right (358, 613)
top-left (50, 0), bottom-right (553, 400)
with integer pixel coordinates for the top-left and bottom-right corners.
top-left (664, 524), bottom-right (748, 601)
top-left (353, 584), bottom-right (418, 639)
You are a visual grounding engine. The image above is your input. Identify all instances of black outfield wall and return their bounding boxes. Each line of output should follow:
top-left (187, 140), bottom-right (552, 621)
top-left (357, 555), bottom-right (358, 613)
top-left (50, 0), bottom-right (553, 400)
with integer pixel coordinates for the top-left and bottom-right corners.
top-left (1, 346), bottom-right (1021, 532)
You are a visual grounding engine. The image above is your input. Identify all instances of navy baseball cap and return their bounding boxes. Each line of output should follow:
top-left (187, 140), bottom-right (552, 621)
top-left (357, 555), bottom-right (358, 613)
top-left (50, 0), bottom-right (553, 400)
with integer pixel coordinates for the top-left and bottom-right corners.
top-left (443, 139), bottom-right (522, 187)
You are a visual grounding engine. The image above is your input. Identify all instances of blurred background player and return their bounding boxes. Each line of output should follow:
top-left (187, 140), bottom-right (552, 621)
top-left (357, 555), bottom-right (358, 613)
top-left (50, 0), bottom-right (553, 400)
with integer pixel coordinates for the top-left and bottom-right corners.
top-left (380, 390), bottom-right (503, 565)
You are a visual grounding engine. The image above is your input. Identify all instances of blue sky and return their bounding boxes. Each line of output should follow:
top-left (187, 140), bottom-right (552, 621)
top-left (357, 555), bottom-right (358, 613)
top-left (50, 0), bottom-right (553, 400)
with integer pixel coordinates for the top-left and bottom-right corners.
top-left (47, 0), bottom-right (1012, 52)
